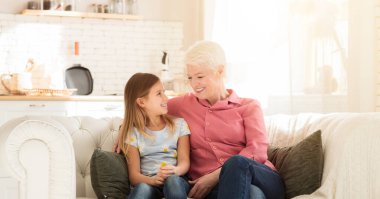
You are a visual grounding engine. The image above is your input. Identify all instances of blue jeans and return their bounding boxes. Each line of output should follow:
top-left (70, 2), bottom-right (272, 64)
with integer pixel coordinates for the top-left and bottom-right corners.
top-left (205, 184), bottom-right (266, 199)
top-left (215, 155), bottom-right (285, 199)
top-left (127, 175), bottom-right (190, 199)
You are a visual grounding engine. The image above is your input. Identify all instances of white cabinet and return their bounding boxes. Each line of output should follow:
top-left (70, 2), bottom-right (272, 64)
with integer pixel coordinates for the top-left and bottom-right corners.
top-left (0, 101), bottom-right (76, 126)
top-left (0, 96), bottom-right (124, 126)
top-left (75, 101), bottom-right (124, 118)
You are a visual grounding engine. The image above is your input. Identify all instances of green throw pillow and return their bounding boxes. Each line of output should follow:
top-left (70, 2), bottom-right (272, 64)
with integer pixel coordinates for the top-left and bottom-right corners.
top-left (268, 130), bottom-right (324, 199)
top-left (90, 148), bottom-right (130, 199)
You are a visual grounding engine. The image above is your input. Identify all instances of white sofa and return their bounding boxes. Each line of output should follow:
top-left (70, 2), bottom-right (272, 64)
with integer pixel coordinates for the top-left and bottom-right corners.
top-left (1, 113), bottom-right (380, 199)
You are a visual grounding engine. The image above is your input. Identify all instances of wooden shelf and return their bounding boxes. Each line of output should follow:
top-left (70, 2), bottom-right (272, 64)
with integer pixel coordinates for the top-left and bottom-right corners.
top-left (21, 9), bottom-right (143, 20)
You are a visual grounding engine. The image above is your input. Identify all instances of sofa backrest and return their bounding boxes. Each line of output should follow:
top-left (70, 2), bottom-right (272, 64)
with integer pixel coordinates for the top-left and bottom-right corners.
top-left (1, 115), bottom-right (122, 198)
top-left (51, 116), bottom-right (123, 198)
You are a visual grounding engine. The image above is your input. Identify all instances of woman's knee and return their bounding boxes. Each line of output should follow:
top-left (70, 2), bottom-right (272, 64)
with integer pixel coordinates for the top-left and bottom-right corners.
top-left (250, 185), bottom-right (266, 199)
top-left (223, 155), bottom-right (250, 170)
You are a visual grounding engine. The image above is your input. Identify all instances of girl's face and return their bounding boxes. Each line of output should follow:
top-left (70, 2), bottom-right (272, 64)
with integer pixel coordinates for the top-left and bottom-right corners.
top-left (186, 64), bottom-right (222, 102)
top-left (138, 81), bottom-right (168, 117)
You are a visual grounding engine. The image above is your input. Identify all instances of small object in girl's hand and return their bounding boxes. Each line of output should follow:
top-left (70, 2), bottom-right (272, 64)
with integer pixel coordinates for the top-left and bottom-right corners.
top-left (160, 162), bottom-right (167, 168)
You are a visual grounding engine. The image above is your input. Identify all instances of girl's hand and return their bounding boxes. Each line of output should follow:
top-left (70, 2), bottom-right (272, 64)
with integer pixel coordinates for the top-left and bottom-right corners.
top-left (157, 165), bottom-right (178, 179)
top-left (151, 175), bottom-right (165, 186)
top-left (188, 171), bottom-right (219, 199)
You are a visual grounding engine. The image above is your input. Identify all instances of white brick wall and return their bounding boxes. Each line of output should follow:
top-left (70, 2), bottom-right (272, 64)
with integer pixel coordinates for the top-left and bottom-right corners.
top-left (0, 13), bottom-right (185, 95)
top-left (377, 2), bottom-right (380, 111)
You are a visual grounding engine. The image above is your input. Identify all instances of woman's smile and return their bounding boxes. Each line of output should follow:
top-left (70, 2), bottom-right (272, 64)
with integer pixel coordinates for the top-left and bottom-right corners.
top-left (194, 87), bottom-right (205, 93)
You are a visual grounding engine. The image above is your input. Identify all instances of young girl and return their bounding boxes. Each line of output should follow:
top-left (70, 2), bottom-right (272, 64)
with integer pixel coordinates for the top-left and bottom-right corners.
top-left (119, 73), bottom-right (191, 199)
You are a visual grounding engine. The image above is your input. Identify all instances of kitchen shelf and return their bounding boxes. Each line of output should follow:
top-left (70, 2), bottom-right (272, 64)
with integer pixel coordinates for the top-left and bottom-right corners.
top-left (21, 9), bottom-right (143, 20)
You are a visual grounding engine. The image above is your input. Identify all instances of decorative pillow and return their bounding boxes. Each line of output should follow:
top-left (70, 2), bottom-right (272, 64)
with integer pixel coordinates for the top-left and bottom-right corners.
top-left (90, 148), bottom-right (130, 199)
top-left (268, 130), bottom-right (324, 199)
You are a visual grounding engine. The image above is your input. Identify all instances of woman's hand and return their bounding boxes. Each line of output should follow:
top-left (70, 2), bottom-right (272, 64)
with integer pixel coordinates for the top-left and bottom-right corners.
top-left (188, 170), bottom-right (219, 199)
top-left (112, 131), bottom-right (122, 153)
top-left (112, 141), bottom-right (121, 153)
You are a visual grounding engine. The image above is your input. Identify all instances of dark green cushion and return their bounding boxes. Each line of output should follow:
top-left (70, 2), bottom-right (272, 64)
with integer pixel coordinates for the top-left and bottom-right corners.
top-left (90, 148), bottom-right (130, 199)
top-left (268, 130), bottom-right (324, 199)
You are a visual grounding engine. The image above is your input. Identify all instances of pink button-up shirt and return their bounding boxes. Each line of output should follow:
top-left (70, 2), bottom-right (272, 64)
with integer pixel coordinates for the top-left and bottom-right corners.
top-left (168, 90), bottom-right (275, 180)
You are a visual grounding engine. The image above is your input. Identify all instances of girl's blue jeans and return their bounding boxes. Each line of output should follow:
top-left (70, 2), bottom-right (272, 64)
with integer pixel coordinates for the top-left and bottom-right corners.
top-left (127, 175), bottom-right (190, 199)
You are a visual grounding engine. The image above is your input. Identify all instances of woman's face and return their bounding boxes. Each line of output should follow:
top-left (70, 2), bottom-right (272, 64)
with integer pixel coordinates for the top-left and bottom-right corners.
top-left (186, 64), bottom-right (221, 101)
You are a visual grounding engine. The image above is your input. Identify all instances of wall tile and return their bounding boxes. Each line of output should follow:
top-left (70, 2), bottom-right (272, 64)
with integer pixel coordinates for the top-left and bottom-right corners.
top-left (0, 13), bottom-right (185, 95)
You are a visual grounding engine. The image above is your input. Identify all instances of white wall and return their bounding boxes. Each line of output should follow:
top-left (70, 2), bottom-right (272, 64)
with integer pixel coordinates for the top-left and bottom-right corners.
top-left (0, 0), bottom-right (203, 48)
top-left (0, 14), bottom-right (184, 95)
top-left (347, 0), bottom-right (376, 112)
top-left (375, 0), bottom-right (380, 112)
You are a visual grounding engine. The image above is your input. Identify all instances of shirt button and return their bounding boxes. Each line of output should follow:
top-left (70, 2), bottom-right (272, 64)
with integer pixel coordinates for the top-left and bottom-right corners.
top-left (206, 137), bottom-right (211, 141)
top-left (208, 109), bottom-right (212, 113)
top-left (212, 146), bottom-right (217, 150)
top-left (219, 158), bottom-right (224, 162)
top-left (206, 122), bottom-right (210, 126)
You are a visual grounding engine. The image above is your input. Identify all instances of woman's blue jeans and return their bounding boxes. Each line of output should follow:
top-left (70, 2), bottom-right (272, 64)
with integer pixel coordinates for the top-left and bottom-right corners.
top-left (127, 175), bottom-right (190, 199)
top-left (213, 155), bottom-right (285, 199)
top-left (205, 184), bottom-right (266, 199)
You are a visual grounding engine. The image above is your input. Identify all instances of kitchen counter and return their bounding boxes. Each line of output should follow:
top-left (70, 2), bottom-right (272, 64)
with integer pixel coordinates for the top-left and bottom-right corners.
top-left (0, 90), bottom-right (181, 102)
top-left (0, 95), bottom-right (124, 102)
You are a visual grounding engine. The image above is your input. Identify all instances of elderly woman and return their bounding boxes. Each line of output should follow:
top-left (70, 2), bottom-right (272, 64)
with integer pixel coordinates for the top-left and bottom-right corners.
top-left (168, 41), bottom-right (284, 199)
top-left (116, 41), bottom-right (285, 199)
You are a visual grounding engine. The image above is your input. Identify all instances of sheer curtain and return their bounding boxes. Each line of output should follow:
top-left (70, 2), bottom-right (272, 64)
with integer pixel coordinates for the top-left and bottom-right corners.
top-left (204, 0), bottom-right (349, 115)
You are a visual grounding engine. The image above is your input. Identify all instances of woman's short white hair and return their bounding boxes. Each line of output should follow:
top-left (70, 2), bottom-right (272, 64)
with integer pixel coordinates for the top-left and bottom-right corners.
top-left (184, 40), bottom-right (226, 70)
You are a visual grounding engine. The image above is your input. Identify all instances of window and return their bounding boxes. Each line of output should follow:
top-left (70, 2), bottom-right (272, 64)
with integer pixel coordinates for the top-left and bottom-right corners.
top-left (205, 0), bottom-right (348, 114)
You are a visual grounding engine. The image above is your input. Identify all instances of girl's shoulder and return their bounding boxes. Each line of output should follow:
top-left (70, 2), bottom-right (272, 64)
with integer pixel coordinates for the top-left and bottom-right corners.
top-left (172, 117), bottom-right (187, 125)
top-left (172, 117), bottom-right (191, 136)
top-left (130, 126), bottom-right (141, 137)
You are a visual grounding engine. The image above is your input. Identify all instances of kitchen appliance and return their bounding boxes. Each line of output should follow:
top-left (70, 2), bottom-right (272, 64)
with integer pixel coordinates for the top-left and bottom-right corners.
top-left (160, 51), bottom-right (171, 82)
top-left (65, 64), bottom-right (93, 95)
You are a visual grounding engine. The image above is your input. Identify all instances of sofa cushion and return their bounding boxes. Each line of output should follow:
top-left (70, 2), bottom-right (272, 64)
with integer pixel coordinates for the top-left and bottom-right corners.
top-left (268, 130), bottom-right (323, 199)
top-left (90, 148), bottom-right (130, 199)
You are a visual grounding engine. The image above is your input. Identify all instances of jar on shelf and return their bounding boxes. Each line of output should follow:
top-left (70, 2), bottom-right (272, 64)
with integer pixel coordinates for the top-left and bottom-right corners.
top-left (42, 0), bottom-right (57, 10)
top-left (41, 0), bottom-right (74, 11)
top-left (27, 1), bottom-right (40, 10)
top-left (109, 0), bottom-right (124, 14)
top-left (58, 0), bottom-right (74, 11)
top-left (126, 0), bottom-right (138, 15)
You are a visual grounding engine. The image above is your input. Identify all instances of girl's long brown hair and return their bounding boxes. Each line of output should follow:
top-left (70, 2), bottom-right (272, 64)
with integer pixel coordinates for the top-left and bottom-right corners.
top-left (119, 73), bottom-right (175, 158)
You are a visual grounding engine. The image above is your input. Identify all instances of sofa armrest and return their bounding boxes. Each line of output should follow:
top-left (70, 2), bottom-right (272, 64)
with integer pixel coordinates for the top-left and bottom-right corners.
top-left (5, 119), bottom-right (76, 199)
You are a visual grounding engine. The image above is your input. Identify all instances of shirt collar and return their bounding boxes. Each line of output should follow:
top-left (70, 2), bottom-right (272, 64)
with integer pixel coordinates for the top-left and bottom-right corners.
top-left (227, 89), bottom-right (242, 105)
top-left (196, 89), bottom-right (242, 108)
